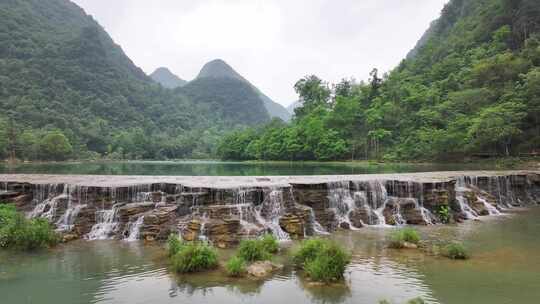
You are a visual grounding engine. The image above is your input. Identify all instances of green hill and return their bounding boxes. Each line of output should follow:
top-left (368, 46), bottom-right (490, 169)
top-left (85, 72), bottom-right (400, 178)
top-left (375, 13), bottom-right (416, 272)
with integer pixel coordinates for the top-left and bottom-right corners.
top-left (0, 0), bottom-right (272, 160)
top-left (219, 0), bottom-right (540, 161)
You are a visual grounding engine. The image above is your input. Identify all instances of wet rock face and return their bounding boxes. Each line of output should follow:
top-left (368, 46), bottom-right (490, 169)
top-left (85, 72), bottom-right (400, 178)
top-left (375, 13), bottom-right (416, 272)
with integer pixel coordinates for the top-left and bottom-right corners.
top-left (2, 172), bottom-right (539, 244)
top-left (140, 206), bottom-right (178, 241)
top-left (279, 214), bottom-right (305, 239)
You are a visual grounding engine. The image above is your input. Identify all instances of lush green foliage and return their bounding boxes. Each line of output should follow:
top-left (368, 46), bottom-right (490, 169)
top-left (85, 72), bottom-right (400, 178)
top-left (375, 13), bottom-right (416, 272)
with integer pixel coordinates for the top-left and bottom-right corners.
top-left (226, 256), bottom-right (247, 277)
top-left (236, 238), bottom-right (273, 262)
top-left (170, 242), bottom-right (218, 273)
top-left (437, 206), bottom-right (451, 223)
top-left (260, 234), bottom-right (279, 254)
top-left (293, 238), bottom-right (351, 283)
top-left (219, 0), bottom-right (540, 161)
top-left (388, 228), bottom-right (421, 249)
top-left (167, 234), bottom-right (183, 257)
top-left (443, 242), bottom-right (470, 259)
top-left (0, 204), bottom-right (58, 250)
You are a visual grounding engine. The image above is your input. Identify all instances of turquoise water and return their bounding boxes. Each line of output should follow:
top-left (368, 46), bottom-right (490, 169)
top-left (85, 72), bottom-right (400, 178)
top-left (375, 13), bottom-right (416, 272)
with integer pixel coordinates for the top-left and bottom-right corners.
top-left (0, 160), bottom-right (504, 176)
top-left (1, 208), bottom-right (539, 304)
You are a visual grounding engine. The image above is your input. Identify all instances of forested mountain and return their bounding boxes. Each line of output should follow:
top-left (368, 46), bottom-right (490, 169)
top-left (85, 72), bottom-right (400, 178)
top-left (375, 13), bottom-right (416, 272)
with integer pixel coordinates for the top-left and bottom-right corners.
top-left (150, 67), bottom-right (187, 88)
top-left (0, 0), bottom-right (274, 160)
top-left (218, 0), bottom-right (540, 161)
top-left (188, 59), bottom-right (291, 121)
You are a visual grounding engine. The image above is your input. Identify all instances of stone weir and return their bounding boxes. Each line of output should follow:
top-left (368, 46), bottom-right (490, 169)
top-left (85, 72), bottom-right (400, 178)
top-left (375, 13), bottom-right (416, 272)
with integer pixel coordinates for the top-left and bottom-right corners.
top-left (0, 171), bottom-right (539, 247)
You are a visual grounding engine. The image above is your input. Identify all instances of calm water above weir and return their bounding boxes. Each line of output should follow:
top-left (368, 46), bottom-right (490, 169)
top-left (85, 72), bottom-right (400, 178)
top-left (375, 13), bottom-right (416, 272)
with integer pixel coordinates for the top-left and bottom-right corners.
top-left (1, 207), bottom-right (539, 304)
top-left (0, 160), bottom-right (509, 176)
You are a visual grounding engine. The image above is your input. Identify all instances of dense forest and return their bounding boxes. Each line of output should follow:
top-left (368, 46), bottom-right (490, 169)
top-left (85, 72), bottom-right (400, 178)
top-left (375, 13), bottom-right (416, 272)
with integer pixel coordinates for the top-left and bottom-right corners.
top-left (218, 0), bottom-right (540, 161)
top-left (0, 0), bottom-right (278, 161)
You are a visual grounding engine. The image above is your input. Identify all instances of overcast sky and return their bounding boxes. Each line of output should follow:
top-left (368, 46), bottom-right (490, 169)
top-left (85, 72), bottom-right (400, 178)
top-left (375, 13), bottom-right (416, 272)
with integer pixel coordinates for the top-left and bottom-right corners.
top-left (72, 0), bottom-right (448, 106)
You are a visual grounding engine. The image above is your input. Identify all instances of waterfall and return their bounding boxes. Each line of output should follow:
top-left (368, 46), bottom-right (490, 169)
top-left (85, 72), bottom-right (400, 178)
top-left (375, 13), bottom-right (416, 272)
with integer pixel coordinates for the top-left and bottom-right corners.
top-left (327, 181), bottom-right (358, 229)
top-left (126, 216), bottom-right (145, 241)
top-left (367, 181), bottom-right (390, 226)
top-left (198, 213), bottom-right (209, 242)
top-left (255, 189), bottom-right (290, 240)
top-left (455, 177), bottom-right (479, 219)
top-left (86, 204), bottom-right (120, 240)
top-left (477, 195), bottom-right (501, 216)
top-left (29, 185), bottom-right (67, 221)
top-left (309, 208), bottom-right (329, 235)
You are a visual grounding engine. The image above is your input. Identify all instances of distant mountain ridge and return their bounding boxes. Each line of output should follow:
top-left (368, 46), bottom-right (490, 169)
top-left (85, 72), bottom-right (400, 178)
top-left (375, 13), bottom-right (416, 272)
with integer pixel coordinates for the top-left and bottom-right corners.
top-left (150, 67), bottom-right (187, 88)
top-left (151, 59), bottom-right (291, 121)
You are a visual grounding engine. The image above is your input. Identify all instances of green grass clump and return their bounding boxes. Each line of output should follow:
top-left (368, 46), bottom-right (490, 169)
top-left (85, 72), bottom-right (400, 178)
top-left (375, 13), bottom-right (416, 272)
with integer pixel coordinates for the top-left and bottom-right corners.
top-left (388, 228), bottom-right (421, 249)
top-left (167, 234), bottom-right (183, 257)
top-left (0, 204), bottom-right (58, 251)
top-left (443, 242), bottom-right (469, 260)
top-left (237, 235), bottom-right (279, 262)
top-left (170, 242), bottom-right (218, 273)
top-left (260, 234), bottom-right (279, 254)
top-left (226, 256), bottom-right (247, 277)
top-left (293, 238), bottom-right (351, 283)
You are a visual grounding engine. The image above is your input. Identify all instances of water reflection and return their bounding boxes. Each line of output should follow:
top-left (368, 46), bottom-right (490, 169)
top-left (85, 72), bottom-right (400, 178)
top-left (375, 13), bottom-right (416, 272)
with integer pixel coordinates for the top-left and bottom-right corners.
top-left (0, 160), bottom-right (505, 176)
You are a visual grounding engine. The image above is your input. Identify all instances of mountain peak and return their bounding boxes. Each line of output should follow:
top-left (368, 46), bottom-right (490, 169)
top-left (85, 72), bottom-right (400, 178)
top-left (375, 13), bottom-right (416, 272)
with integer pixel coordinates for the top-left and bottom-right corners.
top-left (197, 59), bottom-right (243, 80)
top-left (150, 67), bottom-right (187, 88)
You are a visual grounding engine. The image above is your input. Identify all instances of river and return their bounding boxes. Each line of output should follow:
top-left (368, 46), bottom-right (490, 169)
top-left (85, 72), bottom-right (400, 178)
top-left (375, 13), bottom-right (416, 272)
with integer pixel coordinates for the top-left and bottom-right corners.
top-left (2, 207), bottom-right (539, 304)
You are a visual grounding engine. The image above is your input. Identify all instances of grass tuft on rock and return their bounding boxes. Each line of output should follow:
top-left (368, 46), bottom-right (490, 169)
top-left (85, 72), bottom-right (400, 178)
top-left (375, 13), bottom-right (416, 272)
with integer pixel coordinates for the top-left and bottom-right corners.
top-left (170, 242), bottom-right (218, 273)
top-left (0, 204), bottom-right (58, 251)
top-left (388, 228), bottom-right (421, 249)
top-left (442, 242), bottom-right (469, 260)
top-left (293, 238), bottom-right (350, 283)
top-left (226, 256), bottom-right (247, 277)
top-left (237, 235), bottom-right (279, 262)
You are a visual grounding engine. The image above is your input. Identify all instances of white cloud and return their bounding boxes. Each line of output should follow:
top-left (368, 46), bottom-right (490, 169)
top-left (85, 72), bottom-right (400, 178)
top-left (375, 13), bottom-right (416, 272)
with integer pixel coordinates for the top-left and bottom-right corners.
top-left (72, 0), bottom-right (448, 106)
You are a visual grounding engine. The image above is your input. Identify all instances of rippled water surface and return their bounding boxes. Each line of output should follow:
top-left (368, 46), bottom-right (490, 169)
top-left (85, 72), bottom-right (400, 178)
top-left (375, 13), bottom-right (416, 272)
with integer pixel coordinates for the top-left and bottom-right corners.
top-left (0, 160), bottom-right (508, 176)
top-left (1, 208), bottom-right (539, 304)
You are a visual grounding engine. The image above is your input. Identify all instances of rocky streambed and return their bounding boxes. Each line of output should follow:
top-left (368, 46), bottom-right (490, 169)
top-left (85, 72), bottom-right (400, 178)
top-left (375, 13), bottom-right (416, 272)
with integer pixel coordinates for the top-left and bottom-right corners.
top-left (1, 171), bottom-right (539, 246)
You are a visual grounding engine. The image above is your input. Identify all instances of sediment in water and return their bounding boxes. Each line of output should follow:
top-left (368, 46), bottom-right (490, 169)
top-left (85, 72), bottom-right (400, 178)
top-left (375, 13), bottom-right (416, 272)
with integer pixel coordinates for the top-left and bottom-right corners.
top-left (0, 171), bottom-right (539, 246)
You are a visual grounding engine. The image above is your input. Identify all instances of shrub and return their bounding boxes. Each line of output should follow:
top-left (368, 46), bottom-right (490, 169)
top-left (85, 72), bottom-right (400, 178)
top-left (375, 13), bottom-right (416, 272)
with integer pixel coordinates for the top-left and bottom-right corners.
top-left (167, 234), bottom-right (183, 257)
top-left (443, 242), bottom-right (469, 260)
top-left (260, 234), bottom-right (279, 254)
top-left (293, 238), bottom-right (351, 283)
top-left (170, 242), bottom-right (218, 273)
top-left (237, 239), bottom-right (272, 262)
top-left (226, 256), bottom-right (246, 277)
top-left (437, 206), bottom-right (450, 223)
top-left (293, 238), bottom-right (326, 266)
top-left (388, 228), bottom-right (420, 249)
top-left (0, 204), bottom-right (58, 250)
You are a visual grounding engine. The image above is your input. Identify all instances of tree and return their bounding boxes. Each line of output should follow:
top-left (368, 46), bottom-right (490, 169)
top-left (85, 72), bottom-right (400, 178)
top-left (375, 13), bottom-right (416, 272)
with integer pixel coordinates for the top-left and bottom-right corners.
top-left (468, 102), bottom-right (527, 155)
top-left (294, 75), bottom-right (331, 118)
top-left (40, 131), bottom-right (73, 161)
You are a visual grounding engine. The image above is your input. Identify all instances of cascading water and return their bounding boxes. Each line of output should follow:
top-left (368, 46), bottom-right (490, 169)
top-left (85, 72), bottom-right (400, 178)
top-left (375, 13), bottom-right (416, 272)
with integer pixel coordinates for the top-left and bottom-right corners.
top-left (367, 180), bottom-right (390, 226)
top-left (86, 204), bottom-right (121, 240)
top-left (455, 177), bottom-right (479, 219)
top-left (327, 181), bottom-right (359, 229)
top-left (255, 189), bottom-right (290, 240)
top-left (126, 216), bottom-right (145, 241)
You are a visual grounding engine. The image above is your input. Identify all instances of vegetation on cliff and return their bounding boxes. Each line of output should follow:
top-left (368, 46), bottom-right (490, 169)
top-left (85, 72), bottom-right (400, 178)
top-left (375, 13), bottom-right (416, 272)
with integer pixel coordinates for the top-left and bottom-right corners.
top-left (219, 0), bottom-right (540, 161)
top-left (0, 204), bottom-right (58, 250)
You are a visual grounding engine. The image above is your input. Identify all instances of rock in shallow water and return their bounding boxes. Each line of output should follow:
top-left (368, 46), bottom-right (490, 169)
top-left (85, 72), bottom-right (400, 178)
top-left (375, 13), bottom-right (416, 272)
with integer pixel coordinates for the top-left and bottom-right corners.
top-left (246, 261), bottom-right (283, 278)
